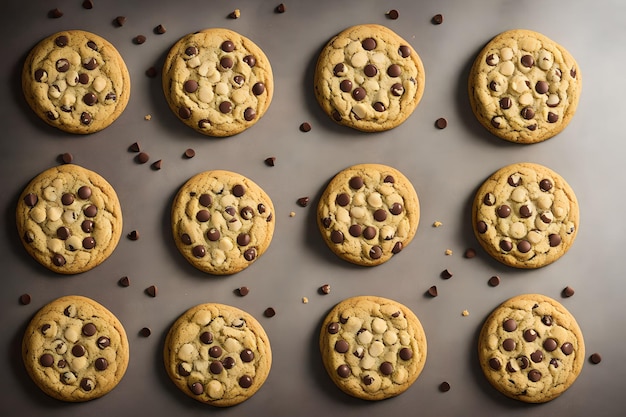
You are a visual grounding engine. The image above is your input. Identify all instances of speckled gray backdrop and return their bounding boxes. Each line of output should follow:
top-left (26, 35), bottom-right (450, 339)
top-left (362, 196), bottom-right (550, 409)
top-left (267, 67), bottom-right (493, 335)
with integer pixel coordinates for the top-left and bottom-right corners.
top-left (1, 0), bottom-right (624, 416)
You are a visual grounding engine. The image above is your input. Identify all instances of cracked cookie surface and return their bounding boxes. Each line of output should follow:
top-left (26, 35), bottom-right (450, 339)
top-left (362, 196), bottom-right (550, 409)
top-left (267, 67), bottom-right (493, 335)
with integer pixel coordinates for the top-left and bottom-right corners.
top-left (162, 28), bottom-right (273, 137)
top-left (16, 164), bottom-right (123, 274)
top-left (319, 296), bottom-right (426, 400)
top-left (472, 162), bottom-right (578, 268)
top-left (22, 30), bottom-right (130, 134)
top-left (468, 29), bottom-right (581, 143)
top-left (317, 163), bottom-right (419, 266)
top-left (164, 303), bottom-right (271, 407)
top-left (171, 170), bottom-right (275, 275)
top-left (314, 24), bottom-right (425, 132)
top-left (478, 294), bottom-right (585, 403)
top-left (22, 295), bottom-right (129, 402)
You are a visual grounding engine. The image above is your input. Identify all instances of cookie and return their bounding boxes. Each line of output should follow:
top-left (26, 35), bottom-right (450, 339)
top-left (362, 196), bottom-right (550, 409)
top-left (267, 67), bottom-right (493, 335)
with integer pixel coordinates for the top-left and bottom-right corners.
top-left (314, 24), bottom-right (425, 132)
top-left (468, 29), bottom-right (581, 144)
top-left (319, 296), bottom-right (427, 400)
top-left (317, 163), bottom-right (419, 266)
top-left (163, 303), bottom-right (272, 407)
top-left (16, 164), bottom-right (123, 274)
top-left (162, 28), bottom-right (273, 137)
top-left (478, 294), bottom-right (585, 403)
top-left (22, 30), bottom-right (130, 134)
top-left (22, 295), bottom-right (129, 402)
top-left (472, 162), bottom-right (578, 268)
top-left (171, 170), bottom-right (275, 275)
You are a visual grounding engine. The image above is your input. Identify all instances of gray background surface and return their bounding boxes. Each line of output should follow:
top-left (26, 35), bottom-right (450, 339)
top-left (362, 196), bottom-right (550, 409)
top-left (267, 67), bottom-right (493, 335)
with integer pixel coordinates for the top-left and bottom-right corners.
top-left (1, 0), bottom-right (624, 415)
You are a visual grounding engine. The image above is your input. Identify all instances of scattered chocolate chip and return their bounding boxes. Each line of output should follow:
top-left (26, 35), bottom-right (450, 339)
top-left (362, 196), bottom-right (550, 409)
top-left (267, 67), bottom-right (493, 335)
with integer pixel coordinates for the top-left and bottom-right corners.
top-left (300, 122), bottom-right (312, 132)
top-left (562, 286), bottom-right (575, 298)
top-left (427, 286), bottom-right (438, 297)
top-left (48, 8), bottom-right (63, 18)
top-left (114, 16), bottom-right (127, 27)
top-left (19, 294), bottom-right (31, 305)
top-left (118, 276), bottom-right (130, 287)
top-left (134, 35), bottom-right (146, 45)
top-left (154, 24), bottom-right (166, 34)
top-left (275, 3), bottom-right (286, 13)
top-left (319, 284), bottom-right (331, 295)
top-left (146, 285), bottom-right (157, 297)
top-left (128, 142), bottom-right (141, 152)
top-left (229, 9), bottom-right (241, 19)
top-left (236, 286), bottom-right (250, 296)
top-left (464, 248), bottom-right (476, 258)
top-left (441, 269), bottom-right (453, 279)
top-left (139, 327), bottom-right (151, 337)
top-left (386, 9), bottom-right (399, 19)
top-left (435, 117), bottom-right (448, 129)
top-left (135, 152), bottom-right (149, 164)
top-left (589, 353), bottom-right (602, 364)
top-left (264, 307), bottom-right (276, 317)
top-left (82, 0), bottom-right (93, 9)
top-left (297, 197), bottom-right (310, 207)
top-left (439, 381), bottom-right (451, 392)
top-left (58, 152), bottom-right (73, 164)
top-left (264, 157), bottom-right (276, 167)
top-left (151, 160), bottom-right (162, 170)
top-left (488, 276), bottom-right (501, 287)
top-left (432, 13), bottom-right (444, 25)
top-left (145, 67), bottom-right (158, 78)
top-left (127, 230), bottom-right (140, 240)
top-left (184, 148), bottom-right (195, 158)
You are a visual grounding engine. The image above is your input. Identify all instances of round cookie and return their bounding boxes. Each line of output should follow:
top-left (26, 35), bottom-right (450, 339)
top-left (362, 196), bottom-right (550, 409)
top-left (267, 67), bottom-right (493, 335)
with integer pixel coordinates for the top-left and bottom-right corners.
top-left (162, 28), bottom-right (273, 137)
top-left (164, 303), bottom-right (272, 407)
top-left (319, 296), bottom-right (427, 400)
top-left (22, 295), bottom-right (129, 402)
top-left (314, 24), bottom-right (425, 132)
top-left (478, 294), bottom-right (585, 403)
top-left (16, 164), bottom-right (123, 274)
top-left (468, 29), bottom-right (581, 144)
top-left (171, 170), bottom-right (275, 275)
top-left (317, 163), bottom-right (419, 266)
top-left (472, 162), bottom-right (578, 269)
top-left (22, 30), bottom-right (130, 134)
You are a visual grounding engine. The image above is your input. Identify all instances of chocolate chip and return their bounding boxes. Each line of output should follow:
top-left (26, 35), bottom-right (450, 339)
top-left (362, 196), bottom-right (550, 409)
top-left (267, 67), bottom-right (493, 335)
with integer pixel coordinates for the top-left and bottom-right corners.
top-left (531, 350), bottom-right (543, 362)
top-left (561, 342), bottom-right (574, 355)
top-left (540, 179), bottom-right (553, 191)
top-left (497, 205), bottom-right (511, 218)
top-left (236, 286), bottom-right (250, 296)
top-left (128, 230), bottom-right (139, 240)
top-left (145, 66), bottom-right (158, 78)
top-left (83, 93), bottom-right (98, 106)
top-left (154, 24), bottom-right (166, 34)
top-left (464, 248), bottom-right (476, 258)
top-left (362, 38), bottom-right (377, 51)
top-left (145, 285), bottom-right (157, 297)
top-left (379, 362), bottom-right (393, 375)
top-left (151, 160), bottom-right (162, 170)
top-left (136, 152), bottom-right (149, 164)
top-left (219, 101), bottom-right (232, 113)
top-left (19, 294), bottom-right (31, 305)
top-left (40, 354), bottom-right (54, 367)
top-left (386, 9), bottom-right (399, 19)
top-left (114, 16), bottom-right (127, 27)
top-left (441, 269), bottom-right (453, 279)
top-left (524, 329), bottom-right (538, 342)
top-left (521, 54), bottom-right (535, 67)
top-left (319, 284), bottom-right (331, 295)
top-left (435, 117), bottom-right (448, 129)
top-left (391, 83), bottom-right (404, 96)
top-left (589, 353), bottom-right (602, 364)
top-left (190, 382), bottom-right (204, 395)
top-left (48, 8), bottom-right (63, 18)
top-left (521, 107), bottom-right (535, 119)
top-left (296, 197), bottom-right (310, 207)
top-left (398, 45), bottom-right (411, 58)
top-left (82, 0), bottom-right (93, 9)
top-left (275, 3), bottom-right (286, 13)
top-left (439, 381), bottom-right (451, 392)
top-left (97, 336), bottom-right (110, 349)
top-left (431, 14), bottom-right (444, 24)
top-left (264, 307), bottom-right (276, 317)
top-left (299, 122), bottom-right (312, 132)
top-left (352, 87), bottom-right (366, 101)
top-left (399, 347), bottom-right (412, 360)
top-left (264, 157), bottom-right (276, 166)
top-left (500, 240), bottom-right (512, 252)
top-left (488, 275), bottom-right (500, 287)
top-left (139, 327), bottom-right (151, 337)
top-left (427, 286), bottom-right (438, 297)
top-left (528, 369), bottom-right (542, 382)
top-left (562, 286), bottom-right (575, 298)
top-left (118, 276), bottom-right (130, 287)
top-left (83, 57), bottom-right (98, 70)
top-left (337, 365), bottom-right (351, 378)
top-left (499, 97), bottom-right (512, 109)
top-left (134, 35), bottom-right (147, 45)
top-left (128, 142), bottom-right (141, 152)
top-left (369, 245), bottom-right (382, 259)
top-left (364, 64), bottom-right (378, 77)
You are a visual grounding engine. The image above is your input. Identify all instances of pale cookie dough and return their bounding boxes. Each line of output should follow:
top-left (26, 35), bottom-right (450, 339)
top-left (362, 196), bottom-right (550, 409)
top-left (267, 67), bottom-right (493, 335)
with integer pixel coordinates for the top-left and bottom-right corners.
top-left (319, 296), bottom-right (427, 400)
top-left (16, 164), bottom-right (123, 274)
top-left (162, 28), bottom-right (273, 137)
top-left (468, 29), bottom-right (581, 144)
top-left (164, 303), bottom-right (272, 407)
top-left (472, 162), bottom-right (578, 269)
top-left (22, 30), bottom-right (130, 134)
top-left (171, 170), bottom-right (275, 275)
top-left (22, 295), bottom-right (129, 402)
top-left (314, 24), bottom-right (425, 132)
top-left (478, 294), bottom-right (585, 403)
top-left (317, 163), bottom-right (419, 266)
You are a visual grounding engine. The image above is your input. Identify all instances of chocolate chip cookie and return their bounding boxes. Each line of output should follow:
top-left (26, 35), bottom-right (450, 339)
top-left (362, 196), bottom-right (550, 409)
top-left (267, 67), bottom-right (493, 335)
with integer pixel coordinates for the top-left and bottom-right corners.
top-left (16, 164), bottom-right (123, 274)
top-left (468, 29), bottom-right (581, 143)
top-left (164, 303), bottom-right (272, 407)
top-left (472, 162), bottom-right (578, 268)
top-left (314, 24), bottom-right (425, 132)
top-left (22, 295), bottom-right (129, 402)
top-left (317, 163), bottom-right (419, 266)
top-left (22, 30), bottom-right (130, 134)
top-left (320, 296), bottom-right (427, 400)
top-left (478, 294), bottom-right (585, 403)
top-left (162, 28), bottom-right (273, 137)
top-left (171, 170), bottom-right (275, 275)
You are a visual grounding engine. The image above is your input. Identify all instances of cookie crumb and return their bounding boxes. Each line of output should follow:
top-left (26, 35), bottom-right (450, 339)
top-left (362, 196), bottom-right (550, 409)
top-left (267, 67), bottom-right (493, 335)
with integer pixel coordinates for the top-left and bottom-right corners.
top-left (19, 294), bottom-right (32, 305)
top-left (562, 286), bottom-right (575, 298)
top-left (289, 211), bottom-right (296, 217)
top-left (432, 13), bottom-right (444, 25)
top-left (145, 285), bottom-right (157, 297)
top-left (297, 197), bottom-right (310, 207)
top-left (488, 275), bottom-right (501, 287)
top-left (302, 297), bottom-right (309, 304)
top-left (433, 221), bottom-right (443, 227)
top-left (264, 156), bottom-right (276, 166)
top-left (118, 276), bottom-right (130, 287)
top-left (427, 286), bottom-right (438, 297)
top-left (139, 327), bottom-right (152, 337)
top-left (236, 286), bottom-right (250, 297)
top-left (275, 3), bottom-right (286, 13)
top-left (439, 381), bottom-right (451, 392)
top-left (229, 9), bottom-right (241, 19)
top-left (435, 117), bottom-right (448, 129)
top-left (264, 307), bottom-right (276, 317)
top-left (440, 269), bottom-right (453, 279)
top-left (461, 309), bottom-right (469, 317)
top-left (589, 353), bottom-right (602, 364)
top-left (445, 249), bottom-right (453, 256)
top-left (386, 9), bottom-right (399, 20)
top-left (144, 114), bottom-right (152, 120)
top-left (300, 122), bottom-right (312, 132)
top-left (319, 284), bottom-right (331, 295)
top-left (127, 230), bottom-right (140, 240)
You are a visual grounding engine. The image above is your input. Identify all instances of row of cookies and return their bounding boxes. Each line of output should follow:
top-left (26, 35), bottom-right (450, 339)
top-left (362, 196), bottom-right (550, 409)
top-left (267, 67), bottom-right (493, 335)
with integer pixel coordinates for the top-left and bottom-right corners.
top-left (22, 25), bottom-right (580, 143)
top-left (22, 292), bottom-right (584, 405)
